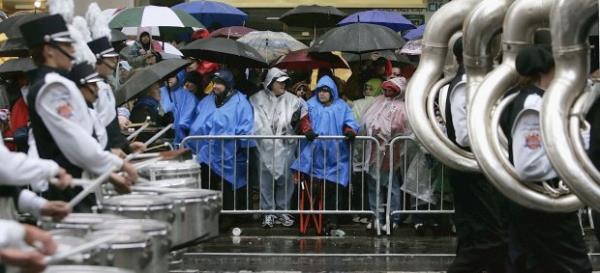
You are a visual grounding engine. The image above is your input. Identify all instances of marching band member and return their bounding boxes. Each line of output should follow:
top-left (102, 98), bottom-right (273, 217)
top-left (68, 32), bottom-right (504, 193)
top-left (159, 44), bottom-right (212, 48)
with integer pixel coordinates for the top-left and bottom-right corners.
top-left (502, 44), bottom-right (592, 273)
top-left (19, 14), bottom-right (136, 210)
top-left (444, 38), bottom-right (508, 273)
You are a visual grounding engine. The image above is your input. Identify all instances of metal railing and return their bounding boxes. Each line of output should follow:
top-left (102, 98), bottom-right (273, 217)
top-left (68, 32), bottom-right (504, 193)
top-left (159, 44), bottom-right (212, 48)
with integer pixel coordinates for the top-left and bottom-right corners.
top-left (181, 135), bottom-right (384, 235)
top-left (385, 136), bottom-right (454, 235)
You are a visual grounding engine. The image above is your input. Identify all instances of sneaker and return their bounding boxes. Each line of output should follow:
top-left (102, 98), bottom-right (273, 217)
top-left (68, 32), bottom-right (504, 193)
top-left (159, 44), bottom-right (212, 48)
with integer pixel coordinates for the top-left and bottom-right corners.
top-left (277, 214), bottom-right (295, 227)
top-left (262, 215), bottom-right (275, 228)
top-left (330, 229), bottom-right (346, 237)
top-left (352, 216), bottom-right (361, 223)
top-left (366, 221), bottom-right (382, 230)
top-left (381, 222), bottom-right (398, 232)
top-left (414, 223), bottom-right (426, 236)
top-left (359, 217), bottom-right (370, 224)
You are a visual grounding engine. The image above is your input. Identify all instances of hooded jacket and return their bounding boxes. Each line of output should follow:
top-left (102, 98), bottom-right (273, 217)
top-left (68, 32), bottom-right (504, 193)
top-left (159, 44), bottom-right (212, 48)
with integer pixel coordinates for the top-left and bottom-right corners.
top-left (352, 78), bottom-right (383, 122)
top-left (290, 76), bottom-right (360, 186)
top-left (361, 77), bottom-right (411, 171)
top-left (161, 71), bottom-right (200, 144)
top-left (250, 68), bottom-right (308, 179)
top-left (120, 29), bottom-right (163, 68)
top-left (188, 75), bottom-right (254, 189)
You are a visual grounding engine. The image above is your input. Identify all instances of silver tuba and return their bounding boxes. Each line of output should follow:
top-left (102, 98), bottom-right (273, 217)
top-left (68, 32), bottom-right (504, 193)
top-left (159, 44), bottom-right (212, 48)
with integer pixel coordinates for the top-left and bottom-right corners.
top-left (468, 0), bottom-right (583, 212)
top-left (462, 0), bottom-right (513, 102)
top-left (541, 0), bottom-right (599, 210)
top-left (405, 0), bottom-right (481, 172)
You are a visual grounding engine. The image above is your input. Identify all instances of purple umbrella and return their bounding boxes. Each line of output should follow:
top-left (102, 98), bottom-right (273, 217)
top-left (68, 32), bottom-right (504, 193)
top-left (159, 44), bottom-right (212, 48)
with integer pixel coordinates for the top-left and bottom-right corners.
top-left (209, 26), bottom-right (256, 39)
top-left (337, 10), bottom-right (416, 32)
top-left (172, 1), bottom-right (247, 28)
top-left (403, 24), bottom-right (425, 41)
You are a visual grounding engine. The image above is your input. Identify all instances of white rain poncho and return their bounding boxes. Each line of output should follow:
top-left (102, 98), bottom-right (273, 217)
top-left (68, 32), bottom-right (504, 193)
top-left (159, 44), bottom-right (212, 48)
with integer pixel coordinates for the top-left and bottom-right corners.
top-left (360, 77), bottom-right (412, 173)
top-left (249, 68), bottom-right (307, 179)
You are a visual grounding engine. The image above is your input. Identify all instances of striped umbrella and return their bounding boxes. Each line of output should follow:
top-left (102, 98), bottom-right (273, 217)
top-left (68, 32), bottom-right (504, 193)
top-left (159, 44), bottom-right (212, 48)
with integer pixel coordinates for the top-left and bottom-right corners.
top-left (109, 5), bottom-right (204, 29)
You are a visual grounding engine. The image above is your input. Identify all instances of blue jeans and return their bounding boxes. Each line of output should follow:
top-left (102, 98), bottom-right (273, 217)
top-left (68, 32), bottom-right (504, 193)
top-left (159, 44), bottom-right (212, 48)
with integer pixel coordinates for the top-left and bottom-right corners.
top-left (259, 162), bottom-right (295, 211)
top-left (368, 170), bottom-right (402, 224)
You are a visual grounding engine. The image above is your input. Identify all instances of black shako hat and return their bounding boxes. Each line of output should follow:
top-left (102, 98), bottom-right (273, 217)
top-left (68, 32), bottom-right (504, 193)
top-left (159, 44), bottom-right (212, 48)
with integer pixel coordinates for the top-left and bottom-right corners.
top-left (19, 14), bottom-right (73, 48)
top-left (67, 62), bottom-right (103, 87)
top-left (87, 37), bottom-right (119, 59)
top-left (515, 45), bottom-right (554, 77)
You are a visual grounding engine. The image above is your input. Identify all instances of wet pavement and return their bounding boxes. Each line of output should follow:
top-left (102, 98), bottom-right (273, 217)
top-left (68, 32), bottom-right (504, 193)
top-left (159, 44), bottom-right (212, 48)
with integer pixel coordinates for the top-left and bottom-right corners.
top-left (172, 221), bottom-right (600, 273)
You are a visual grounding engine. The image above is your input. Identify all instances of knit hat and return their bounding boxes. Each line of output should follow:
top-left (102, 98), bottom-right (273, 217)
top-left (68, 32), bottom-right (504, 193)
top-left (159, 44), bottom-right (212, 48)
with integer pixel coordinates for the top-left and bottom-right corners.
top-left (515, 45), bottom-right (554, 77)
top-left (381, 76), bottom-right (408, 97)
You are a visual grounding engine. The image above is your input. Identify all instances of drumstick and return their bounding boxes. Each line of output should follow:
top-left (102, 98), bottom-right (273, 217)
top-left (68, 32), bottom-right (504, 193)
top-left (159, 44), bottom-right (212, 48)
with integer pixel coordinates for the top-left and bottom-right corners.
top-left (131, 148), bottom-right (189, 169)
top-left (65, 148), bottom-right (187, 206)
top-left (144, 142), bottom-right (170, 152)
top-left (123, 124), bottom-right (173, 162)
top-left (126, 121), bottom-right (151, 141)
top-left (67, 170), bottom-right (114, 208)
top-left (143, 123), bottom-right (173, 147)
top-left (44, 233), bottom-right (118, 265)
top-left (131, 185), bottom-right (186, 193)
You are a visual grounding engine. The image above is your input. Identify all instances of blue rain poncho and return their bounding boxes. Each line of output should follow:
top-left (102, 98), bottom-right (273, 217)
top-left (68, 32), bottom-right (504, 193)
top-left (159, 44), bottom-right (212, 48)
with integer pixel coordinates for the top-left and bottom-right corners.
top-left (290, 76), bottom-right (360, 187)
top-left (159, 70), bottom-right (186, 113)
top-left (167, 86), bottom-right (199, 144)
top-left (188, 90), bottom-right (254, 189)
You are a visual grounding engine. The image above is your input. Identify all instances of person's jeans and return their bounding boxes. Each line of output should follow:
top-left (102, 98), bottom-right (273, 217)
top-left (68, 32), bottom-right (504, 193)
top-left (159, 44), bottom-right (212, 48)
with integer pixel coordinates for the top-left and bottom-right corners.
top-left (259, 162), bottom-right (295, 211)
top-left (367, 170), bottom-right (402, 224)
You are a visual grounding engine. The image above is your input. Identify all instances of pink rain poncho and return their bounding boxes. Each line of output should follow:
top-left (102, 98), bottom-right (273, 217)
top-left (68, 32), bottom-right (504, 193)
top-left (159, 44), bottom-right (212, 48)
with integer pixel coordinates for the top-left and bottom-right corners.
top-left (361, 77), bottom-right (411, 171)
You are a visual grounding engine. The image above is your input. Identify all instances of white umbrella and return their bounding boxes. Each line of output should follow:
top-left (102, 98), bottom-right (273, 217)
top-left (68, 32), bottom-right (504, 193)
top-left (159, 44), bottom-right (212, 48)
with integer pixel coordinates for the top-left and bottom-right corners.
top-left (400, 39), bottom-right (422, 55)
top-left (109, 5), bottom-right (204, 28)
top-left (238, 31), bottom-right (307, 64)
top-left (121, 26), bottom-right (160, 37)
top-left (161, 42), bottom-right (183, 56)
top-left (101, 8), bottom-right (120, 21)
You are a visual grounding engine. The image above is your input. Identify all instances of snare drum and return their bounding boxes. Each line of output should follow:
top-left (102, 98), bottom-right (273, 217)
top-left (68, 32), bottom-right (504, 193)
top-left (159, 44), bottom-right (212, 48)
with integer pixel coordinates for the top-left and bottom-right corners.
top-left (163, 189), bottom-right (222, 245)
top-left (92, 219), bottom-right (171, 273)
top-left (86, 230), bottom-right (153, 273)
top-left (136, 177), bottom-right (199, 190)
top-left (51, 234), bottom-right (96, 265)
top-left (100, 195), bottom-right (175, 224)
top-left (41, 213), bottom-right (125, 237)
top-left (139, 160), bottom-right (201, 181)
top-left (104, 178), bottom-right (199, 198)
top-left (44, 265), bottom-right (134, 273)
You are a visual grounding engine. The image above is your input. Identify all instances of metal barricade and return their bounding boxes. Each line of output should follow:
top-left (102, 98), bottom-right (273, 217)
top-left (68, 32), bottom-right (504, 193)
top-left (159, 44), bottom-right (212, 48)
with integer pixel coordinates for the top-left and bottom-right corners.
top-left (385, 136), bottom-right (454, 235)
top-left (181, 135), bottom-right (384, 235)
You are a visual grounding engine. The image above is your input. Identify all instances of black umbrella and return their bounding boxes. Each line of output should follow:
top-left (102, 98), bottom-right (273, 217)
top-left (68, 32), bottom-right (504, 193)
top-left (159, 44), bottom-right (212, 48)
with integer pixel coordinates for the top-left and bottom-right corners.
top-left (309, 23), bottom-right (406, 54)
top-left (0, 58), bottom-right (36, 76)
top-left (0, 13), bottom-right (46, 38)
top-left (110, 29), bottom-right (127, 43)
top-left (342, 50), bottom-right (415, 65)
top-left (115, 59), bottom-right (190, 105)
top-left (180, 37), bottom-right (268, 68)
top-left (279, 5), bottom-right (345, 28)
top-left (0, 38), bottom-right (29, 58)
